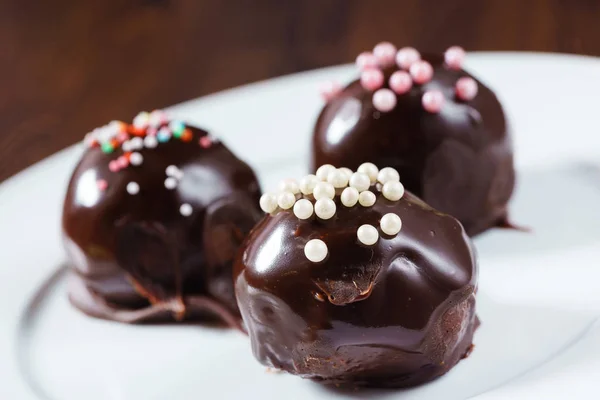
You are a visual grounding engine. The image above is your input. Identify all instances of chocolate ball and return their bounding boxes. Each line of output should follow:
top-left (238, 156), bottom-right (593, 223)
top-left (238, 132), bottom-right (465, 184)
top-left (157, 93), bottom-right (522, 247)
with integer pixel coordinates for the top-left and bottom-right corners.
top-left (63, 112), bottom-right (261, 326)
top-left (312, 51), bottom-right (515, 236)
top-left (235, 170), bottom-right (478, 387)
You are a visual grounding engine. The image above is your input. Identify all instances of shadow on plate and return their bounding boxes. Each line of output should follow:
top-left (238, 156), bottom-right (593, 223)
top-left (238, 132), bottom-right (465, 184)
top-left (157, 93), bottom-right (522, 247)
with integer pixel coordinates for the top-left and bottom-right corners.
top-left (475, 162), bottom-right (600, 257)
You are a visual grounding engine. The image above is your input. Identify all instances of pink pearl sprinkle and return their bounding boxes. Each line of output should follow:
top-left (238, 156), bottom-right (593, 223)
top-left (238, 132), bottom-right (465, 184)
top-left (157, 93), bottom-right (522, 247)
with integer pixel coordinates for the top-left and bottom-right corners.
top-left (199, 136), bottom-right (212, 149)
top-left (389, 71), bottom-right (413, 94)
top-left (445, 46), bottom-right (466, 70)
top-left (96, 179), bottom-right (108, 191)
top-left (116, 132), bottom-right (129, 143)
top-left (117, 156), bottom-right (129, 169)
top-left (373, 42), bottom-right (397, 67)
top-left (108, 160), bottom-right (120, 172)
top-left (410, 61), bottom-right (434, 85)
top-left (147, 127), bottom-right (158, 136)
top-left (360, 68), bottom-right (384, 91)
top-left (422, 90), bottom-right (445, 113)
top-left (455, 77), bottom-right (478, 101)
top-left (372, 88), bottom-right (397, 112)
top-left (396, 47), bottom-right (421, 70)
top-left (356, 51), bottom-right (378, 70)
top-left (319, 81), bottom-right (342, 101)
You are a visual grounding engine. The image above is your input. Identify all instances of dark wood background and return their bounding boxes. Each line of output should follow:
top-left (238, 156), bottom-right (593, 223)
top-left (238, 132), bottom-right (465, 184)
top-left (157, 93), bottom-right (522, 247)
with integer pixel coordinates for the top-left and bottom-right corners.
top-left (1, 0), bottom-right (599, 182)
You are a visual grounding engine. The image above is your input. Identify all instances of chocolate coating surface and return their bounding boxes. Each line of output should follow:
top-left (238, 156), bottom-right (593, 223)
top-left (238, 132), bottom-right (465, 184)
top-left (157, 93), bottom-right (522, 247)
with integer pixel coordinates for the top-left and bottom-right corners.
top-left (312, 54), bottom-right (515, 235)
top-left (63, 123), bottom-right (261, 325)
top-left (235, 191), bottom-right (478, 387)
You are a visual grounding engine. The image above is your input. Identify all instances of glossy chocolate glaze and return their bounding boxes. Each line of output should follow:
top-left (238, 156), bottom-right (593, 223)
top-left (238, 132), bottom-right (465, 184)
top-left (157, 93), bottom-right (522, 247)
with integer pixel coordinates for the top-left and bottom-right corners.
top-left (312, 54), bottom-right (515, 236)
top-left (63, 123), bottom-right (261, 326)
top-left (235, 191), bottom-right (478, 387)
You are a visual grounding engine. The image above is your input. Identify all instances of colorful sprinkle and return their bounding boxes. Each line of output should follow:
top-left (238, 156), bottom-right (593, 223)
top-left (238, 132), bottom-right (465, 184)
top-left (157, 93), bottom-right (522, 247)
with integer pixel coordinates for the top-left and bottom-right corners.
top-left (126, 182), bottom-right (140, 195)
top-left (455, 77), bottom-right (478, 101)
top-left (409, 61), bottom-right (434, 85)
top-left (389, 71), bottom-right (412, 95)
top-left (144, 135), bottom-right (158, 148)
top-left (396, 47), bottom-right (421, 70)
top-left (360, 68), bottom-right (384, 91)
top-left (117, 156), bottom-right (129, 169)
top-left (157, 127), bottom-right (172, 143)
top-left (130, 137), bottom-right (144, 150)
top-left (133, 112), bottom-right (150, 129)
top-left (180, 203), bottom-right (193, 217)
top-left (101, 142), bottom-right (114, 154)
top-left (108, 160), bottom-right (119, 172)
top-left (181, 129), bottom-right (193, 142)
top-left (356, 51), bottom-right (378, 70)
top-left (169, 121), bottom-right (185, 137)
top-left (199, 136), bottom-right (212, 148)
top-left (96, 179), bottom-right (108, 191)
top-left (373, 42), bottom-right (397, 67)
top-left (445, 46), bottom-right (466, 70)
top-left (130, 152), bottom-right (143, 166)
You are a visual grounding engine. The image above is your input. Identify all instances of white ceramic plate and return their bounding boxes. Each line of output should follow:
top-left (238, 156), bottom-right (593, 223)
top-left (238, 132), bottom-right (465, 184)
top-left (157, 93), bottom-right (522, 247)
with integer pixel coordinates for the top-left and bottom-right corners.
top-left (2, 53), bottom-right (600, 400)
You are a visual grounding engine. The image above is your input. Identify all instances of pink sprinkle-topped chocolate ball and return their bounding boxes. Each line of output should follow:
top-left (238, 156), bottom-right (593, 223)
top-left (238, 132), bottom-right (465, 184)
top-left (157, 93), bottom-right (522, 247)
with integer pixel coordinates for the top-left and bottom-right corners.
top-left (312, 44), bottom-right (515, 236)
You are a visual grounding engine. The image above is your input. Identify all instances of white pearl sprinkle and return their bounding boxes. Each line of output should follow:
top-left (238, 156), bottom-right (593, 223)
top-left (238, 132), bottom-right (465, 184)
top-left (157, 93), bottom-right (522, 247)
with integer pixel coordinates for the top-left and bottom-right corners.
top-left (357, 224), bottom-right (379, 246)
top-left (130, 137), bottom-right (144, 150)
top-left (358, 190), bottom-right (376, 207)
top-left (377, 167), bottom-right (400, 184)
top-left (316, 164), bottom-right (336, 181)
top-left (126, 182), bottom-right (140, 195)
top-left (164, 177), bottom-right (178, 190)
top-left (349, 172), bottom-right (371, 192)
top-left (122, 140), bottom-right (133, 152)
top-left (380, 213), bottom-right (402, 235)
top-left (129, 152), bottom-right (143, 166)
top-left (304, 239), bottom-right (328, 263)
top-left (339, 167), bottom-right (353, 180)
top-left (260, 193), bottom-right (278, 213)
top-left (278, 178), bottom-right (300, 194)
top-left (180, 203), bottom-right (193, 217)
top-left (313, 182), bottom-right (335, 200)
top-left (166, 165), bottom-right (184, 180)
top-left (293, 199), bottom-right (314, 220)
top-left (357, 162), bottom-right (379, 184)
top-left (341, 187), bottom-right (359, 207)
top-left (382, 181), bottom-right (405, 201)
top-left (327, 169), bottom-right (349, 188)
top-left (277, 191), bottom-right (296, 210)
top-left (144, 135), bottom-right (158, 148)
top-left (299, 174), bottom-right (319, 195)
top-left (314, 198), bottom-right (336, 220)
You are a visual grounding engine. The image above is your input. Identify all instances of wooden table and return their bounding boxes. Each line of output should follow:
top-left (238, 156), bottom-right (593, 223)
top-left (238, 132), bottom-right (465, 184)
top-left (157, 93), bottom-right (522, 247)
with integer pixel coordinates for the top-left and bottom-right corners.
top-left (1, 0), bottom-right (598, 182)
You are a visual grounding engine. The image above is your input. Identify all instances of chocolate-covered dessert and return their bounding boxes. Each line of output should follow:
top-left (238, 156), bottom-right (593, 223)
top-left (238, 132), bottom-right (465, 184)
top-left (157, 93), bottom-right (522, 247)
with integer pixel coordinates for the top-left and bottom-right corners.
top-left (312, 43), bottom-right (515, 235)
top-left (63, 110), bottom-right (261, 326)
top-left (235, 164), bottom-right (478, 387)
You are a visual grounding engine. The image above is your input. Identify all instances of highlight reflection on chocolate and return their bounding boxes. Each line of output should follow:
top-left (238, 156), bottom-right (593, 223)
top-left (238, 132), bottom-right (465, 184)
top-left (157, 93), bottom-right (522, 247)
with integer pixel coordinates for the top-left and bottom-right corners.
top-left (235, 165), bottom-right (478, 388)
top-left (313, 45), bottom-right (515, 236)
top-left (62, 111), bottom-right (261, 326)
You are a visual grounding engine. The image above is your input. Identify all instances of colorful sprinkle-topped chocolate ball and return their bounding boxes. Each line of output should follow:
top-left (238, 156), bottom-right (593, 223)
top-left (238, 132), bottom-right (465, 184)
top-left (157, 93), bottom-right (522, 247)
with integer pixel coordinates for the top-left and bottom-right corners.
top-left (64, 111), bottom-right (262, 326)
top-left (312, 42), bottom-right (515, 236)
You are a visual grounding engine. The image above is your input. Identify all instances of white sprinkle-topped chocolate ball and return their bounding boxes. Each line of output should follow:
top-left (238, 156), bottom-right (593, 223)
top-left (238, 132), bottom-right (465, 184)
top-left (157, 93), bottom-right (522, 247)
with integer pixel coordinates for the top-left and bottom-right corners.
top-left (180, 203), bottom-right (193, 217)
top-left (279, 178), bottom-right (300, 195)
top-left (164, 177), bottom-right (178, 190)
top-left (277, 191), bottom-right (296, 210)
top-left (130, 137), bottom-right (144, 150)
top-left (349, 172), bottom-right (371, 192)
top-left (341, 187), bottom-right (359, 207)
top-left (316, 164), bottom-right (336, 181)
top-left (293, 199), bottom-right (314, 220)
top-left (358, 190), bottom-right (376, 207)
top-left (299, 174), bottom-right (319, 195)
top-left (260, 193), bottom-right (278, 213)
top-left (126, 182), bottom-right (140, 195)
top-left (304, 239), bottom-right (328, 263)
top-left (380, 213), bottom-right (402, 235)
top-left (357, 224), bottom-right (379, 245)
top-left (357, 162), bottom-right (379, 184)
top-left (129, 152), bottom-right (143, 166)
top-left (144, 135), bottom-right (158, 148)
top-left (327, 169), bottom-right (349, 188)
top-left (314, 198), bottom-right (336, 220)
top-left (382, 181), bottom-right (405, 201)
top-left (377, 167), bottom-right (400, 184)
top-left (313, 182), bottom-right (335, 200)
top-left (339, 167), bottom-right (353, 180)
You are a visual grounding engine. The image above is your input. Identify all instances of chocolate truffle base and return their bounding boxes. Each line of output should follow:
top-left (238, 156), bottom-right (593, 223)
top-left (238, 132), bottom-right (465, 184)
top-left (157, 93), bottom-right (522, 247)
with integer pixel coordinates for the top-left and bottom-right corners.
top-left (67, 271), bottom-right (244, 330)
